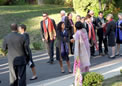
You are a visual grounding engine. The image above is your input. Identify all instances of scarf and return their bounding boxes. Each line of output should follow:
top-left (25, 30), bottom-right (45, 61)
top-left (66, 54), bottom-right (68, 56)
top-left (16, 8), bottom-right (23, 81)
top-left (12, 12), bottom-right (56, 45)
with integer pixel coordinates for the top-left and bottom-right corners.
top-left (87, 22), bottom-right (98, 50)
top-left (43, 17), bottom-right (56, 40)
top-left (103, 18), bottom-right (113, 33)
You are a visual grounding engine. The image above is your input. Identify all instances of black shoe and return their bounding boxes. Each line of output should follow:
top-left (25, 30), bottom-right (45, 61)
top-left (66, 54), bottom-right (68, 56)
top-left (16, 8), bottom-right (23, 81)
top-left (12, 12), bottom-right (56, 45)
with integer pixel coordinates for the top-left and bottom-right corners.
top-left (0, 80), bottom-right (1, 83)
top-left (115, 53), bottom-right (120, 56)
top-left (61, 70), bottom-right (65, 73)
top-left (47, 60), bottom-right (54, 64)
top-left (68, 70), bottom-right (72, 74)
top-left (109, 56), bottom-right (116, 59)
top-left (69, 71), bottom-right (73, 74)
top-left (71, 51), bottom-right (74, 55)
top-left (99, 53), bottom-right (104, 56)
top-left (91, 54), bottom-right (96, 56)
top-left (30, 76), bottom-right (38, 80)
top-left (105, 52), bottom-right (108, 55)
top-left (47, 61), bottom-right (50, 63)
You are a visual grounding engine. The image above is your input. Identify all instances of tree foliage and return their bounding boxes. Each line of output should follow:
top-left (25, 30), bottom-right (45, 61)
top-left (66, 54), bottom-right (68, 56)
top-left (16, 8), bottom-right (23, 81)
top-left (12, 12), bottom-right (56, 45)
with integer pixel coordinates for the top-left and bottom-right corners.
top-left (73, 0), bottom-right (117, 16)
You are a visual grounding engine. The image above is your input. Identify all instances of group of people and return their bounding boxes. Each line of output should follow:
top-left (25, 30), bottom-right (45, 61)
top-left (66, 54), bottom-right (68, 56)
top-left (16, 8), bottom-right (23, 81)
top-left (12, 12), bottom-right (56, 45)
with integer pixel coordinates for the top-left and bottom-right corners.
top-left (40, 10), bottom-right (122, 86)
top-left (1, 8), bottom-right (122, 86)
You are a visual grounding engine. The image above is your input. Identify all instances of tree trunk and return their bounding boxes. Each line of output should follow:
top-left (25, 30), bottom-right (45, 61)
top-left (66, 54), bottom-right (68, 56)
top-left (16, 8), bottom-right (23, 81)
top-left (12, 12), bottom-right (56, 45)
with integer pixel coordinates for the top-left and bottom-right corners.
top-left (37, 0), bottom-right (43, 5)
top-left (98, 0), bottom-right (102, 11)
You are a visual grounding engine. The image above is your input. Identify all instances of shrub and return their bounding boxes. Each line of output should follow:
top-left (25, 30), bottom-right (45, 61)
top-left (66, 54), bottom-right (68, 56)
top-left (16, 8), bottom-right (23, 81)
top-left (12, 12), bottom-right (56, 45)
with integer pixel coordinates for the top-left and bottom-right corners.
top-left (0, 0), bottom-right (8, 5)
top-left (32, 42), bottom-right (42, 50)
top-left (43, 0), bottom-right (55, 4)
top-left (54, 0), bottom-right (64, 5)
top-left (120, 69), bottom-right (122, 74)
top-left (12, 0), bottom-right (27, 5)
top-left (82, 72), bottom-right (104, 86)
top-left (0, 48), bottom-right (7, 56)
top-left (64, 0), bottom-right (73, 7)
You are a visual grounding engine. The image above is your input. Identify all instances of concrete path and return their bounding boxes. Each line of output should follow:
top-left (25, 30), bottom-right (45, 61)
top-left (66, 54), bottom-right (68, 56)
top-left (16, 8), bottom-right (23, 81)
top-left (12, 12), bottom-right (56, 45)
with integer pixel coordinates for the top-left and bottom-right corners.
top-left (0, 48), bottom-right (122, 86)
top-left (27, 57), bottom-right (122, 86)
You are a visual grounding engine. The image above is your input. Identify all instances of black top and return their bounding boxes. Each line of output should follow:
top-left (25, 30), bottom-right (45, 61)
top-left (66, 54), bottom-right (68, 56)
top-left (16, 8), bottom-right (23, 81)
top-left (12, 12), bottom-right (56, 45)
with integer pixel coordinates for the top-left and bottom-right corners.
top-left (64, 16), bottom-right (74, 36)
top-left (23, 33), bottom-right (32, 61)
top-left (106, 20), bottom-right (116, 46)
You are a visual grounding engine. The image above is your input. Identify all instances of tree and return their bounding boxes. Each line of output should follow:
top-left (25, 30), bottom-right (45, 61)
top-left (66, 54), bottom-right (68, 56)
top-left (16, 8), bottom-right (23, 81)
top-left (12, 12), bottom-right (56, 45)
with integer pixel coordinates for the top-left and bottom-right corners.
top-left (73, 0), bottom-right (116, 16)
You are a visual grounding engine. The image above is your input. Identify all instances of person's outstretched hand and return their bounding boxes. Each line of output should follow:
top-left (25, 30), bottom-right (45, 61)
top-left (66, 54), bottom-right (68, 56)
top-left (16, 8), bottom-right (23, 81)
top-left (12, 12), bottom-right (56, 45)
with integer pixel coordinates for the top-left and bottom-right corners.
top-left (70, 39), bottom-right (75, 43)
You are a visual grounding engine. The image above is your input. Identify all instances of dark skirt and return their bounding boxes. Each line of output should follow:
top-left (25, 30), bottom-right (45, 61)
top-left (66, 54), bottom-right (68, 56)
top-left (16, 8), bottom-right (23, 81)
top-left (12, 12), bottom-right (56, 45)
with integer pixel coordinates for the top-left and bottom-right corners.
top-left (56, 47), bottom-right (69, 61)
top-left (116, 29), bottom-right (122, 44)
top-left (108, 34), bottom-right (116, 47)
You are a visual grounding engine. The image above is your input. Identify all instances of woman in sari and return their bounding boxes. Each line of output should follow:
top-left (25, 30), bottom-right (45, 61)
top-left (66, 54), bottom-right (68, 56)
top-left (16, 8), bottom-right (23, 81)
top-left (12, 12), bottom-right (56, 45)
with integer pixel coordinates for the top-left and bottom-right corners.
top-left (72, 21), bottom-right (91, 86)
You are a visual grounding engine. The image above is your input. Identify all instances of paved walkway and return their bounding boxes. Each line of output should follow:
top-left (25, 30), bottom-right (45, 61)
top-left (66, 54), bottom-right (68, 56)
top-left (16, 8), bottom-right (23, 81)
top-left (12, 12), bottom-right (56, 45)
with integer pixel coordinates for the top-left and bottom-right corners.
top-left (0, 48), bottom-right (122, 86)
top-left (27, 56), bottom-right (122, 86)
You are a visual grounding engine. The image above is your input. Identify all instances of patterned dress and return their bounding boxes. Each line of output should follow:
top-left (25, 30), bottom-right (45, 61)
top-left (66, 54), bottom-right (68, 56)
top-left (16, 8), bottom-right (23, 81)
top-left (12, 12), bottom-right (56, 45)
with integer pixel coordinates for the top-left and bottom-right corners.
top-left (73, 29), bottom-right (91, 86)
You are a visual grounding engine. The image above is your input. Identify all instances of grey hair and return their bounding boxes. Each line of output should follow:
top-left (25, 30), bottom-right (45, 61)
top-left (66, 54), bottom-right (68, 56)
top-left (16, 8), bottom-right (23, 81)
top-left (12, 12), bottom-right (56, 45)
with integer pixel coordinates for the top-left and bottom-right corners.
top-left (118, 13), bottom-right (122, 17)
top-left (107, 14), bottom-right (113, 18)
top-left (60, 10), bottom-right (66, 15)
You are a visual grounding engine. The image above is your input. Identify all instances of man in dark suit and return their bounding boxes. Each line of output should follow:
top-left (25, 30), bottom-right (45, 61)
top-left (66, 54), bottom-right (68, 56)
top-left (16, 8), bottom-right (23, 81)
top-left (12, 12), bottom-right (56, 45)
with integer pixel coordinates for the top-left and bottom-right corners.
top-left (40, 12), bottom-right (56, 64)
top-left (89, 10), bottom-right (97, 28)
top-left (96, 11), bottom-right (108, 55)
top-left (18, 24), bottom-right (37, 80)
top-left (2, 23), bottom-right (29, 86)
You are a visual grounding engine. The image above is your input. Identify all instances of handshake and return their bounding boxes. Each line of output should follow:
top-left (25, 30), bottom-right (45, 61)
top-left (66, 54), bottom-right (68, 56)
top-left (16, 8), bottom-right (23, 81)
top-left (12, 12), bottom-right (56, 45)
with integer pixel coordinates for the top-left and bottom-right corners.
top-left (0, 48), bottom-right (7, 56)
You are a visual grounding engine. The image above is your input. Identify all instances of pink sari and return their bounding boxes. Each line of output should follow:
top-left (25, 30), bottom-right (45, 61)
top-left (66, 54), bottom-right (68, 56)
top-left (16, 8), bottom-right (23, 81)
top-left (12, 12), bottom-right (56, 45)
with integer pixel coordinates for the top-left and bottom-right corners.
top-left (73, 29), bottom-right (91, 86)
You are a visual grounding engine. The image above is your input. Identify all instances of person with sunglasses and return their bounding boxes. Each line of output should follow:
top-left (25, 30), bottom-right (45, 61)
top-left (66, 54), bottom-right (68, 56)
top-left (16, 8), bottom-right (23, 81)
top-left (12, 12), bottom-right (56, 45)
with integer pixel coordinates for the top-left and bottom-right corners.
top-left (40, 12), bottom-right (56, 64)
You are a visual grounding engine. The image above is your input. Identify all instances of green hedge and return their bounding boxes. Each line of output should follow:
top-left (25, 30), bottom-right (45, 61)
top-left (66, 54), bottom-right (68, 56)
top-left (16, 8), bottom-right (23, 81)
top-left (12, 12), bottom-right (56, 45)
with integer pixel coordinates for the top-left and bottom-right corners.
top-left (0, 48), bottom-right (8, 56)
top-left (83, 72), bottom-right (104, 86)
top-left (32, 42), bottom-right (43, 50)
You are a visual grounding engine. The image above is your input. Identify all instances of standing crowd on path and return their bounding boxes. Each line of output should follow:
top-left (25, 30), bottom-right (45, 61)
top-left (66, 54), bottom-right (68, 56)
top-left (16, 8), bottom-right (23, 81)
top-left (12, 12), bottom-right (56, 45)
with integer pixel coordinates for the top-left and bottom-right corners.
top-left (1, 9), bottom-right (122, 86)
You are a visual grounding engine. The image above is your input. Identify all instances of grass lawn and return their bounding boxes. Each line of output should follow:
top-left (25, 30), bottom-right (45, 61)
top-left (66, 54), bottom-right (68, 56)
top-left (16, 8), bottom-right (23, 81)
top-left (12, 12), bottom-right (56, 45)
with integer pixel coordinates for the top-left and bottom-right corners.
top-left (103, 75), bottom-right (122, 86)
top-left (0, 3), bottom-right (122, 50)
top-left (0, 4), bottom-right (72, 49)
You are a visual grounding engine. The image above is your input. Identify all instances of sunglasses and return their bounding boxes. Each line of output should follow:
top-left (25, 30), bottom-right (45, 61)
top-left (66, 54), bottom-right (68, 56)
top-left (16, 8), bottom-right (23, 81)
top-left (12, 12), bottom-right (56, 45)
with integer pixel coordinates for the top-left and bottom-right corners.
top-left (43, 15), bottom-right (47, 17)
